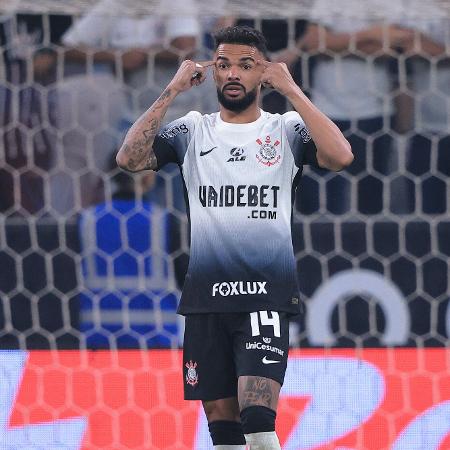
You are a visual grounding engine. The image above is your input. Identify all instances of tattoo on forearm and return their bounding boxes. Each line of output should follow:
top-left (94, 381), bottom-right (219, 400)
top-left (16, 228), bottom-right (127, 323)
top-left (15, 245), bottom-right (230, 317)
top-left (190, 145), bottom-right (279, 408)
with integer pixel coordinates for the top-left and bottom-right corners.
top-left (120, 89), bottom-right (172, 170)
top-left (239, 376), bottom-right (279, 410)
top-left (150, 88), bottom-right (172, 113)
top-left (143, 118), bottom-right (160, 142)
top-left (123, 117), bottom-right (160, 170)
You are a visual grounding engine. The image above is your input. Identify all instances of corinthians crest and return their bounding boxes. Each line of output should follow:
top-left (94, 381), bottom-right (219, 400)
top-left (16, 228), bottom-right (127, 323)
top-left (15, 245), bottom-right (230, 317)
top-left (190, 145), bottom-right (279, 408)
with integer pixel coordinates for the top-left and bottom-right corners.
top-left (185, 360), bottom-right (199, 386)
top-left (256, 136), bottom-right (281, 166)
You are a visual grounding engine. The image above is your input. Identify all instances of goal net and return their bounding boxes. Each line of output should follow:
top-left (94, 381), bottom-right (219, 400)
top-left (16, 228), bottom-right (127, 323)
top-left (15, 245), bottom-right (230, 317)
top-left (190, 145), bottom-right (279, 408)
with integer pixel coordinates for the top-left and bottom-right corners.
top-left (0, 0), bottom-right (449, 448)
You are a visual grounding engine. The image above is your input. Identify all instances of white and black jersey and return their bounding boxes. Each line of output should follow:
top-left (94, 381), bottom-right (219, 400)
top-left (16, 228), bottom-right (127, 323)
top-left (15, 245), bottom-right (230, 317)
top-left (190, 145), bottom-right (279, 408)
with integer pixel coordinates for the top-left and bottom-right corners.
top-left (153, 109), bottom-right (319, 315)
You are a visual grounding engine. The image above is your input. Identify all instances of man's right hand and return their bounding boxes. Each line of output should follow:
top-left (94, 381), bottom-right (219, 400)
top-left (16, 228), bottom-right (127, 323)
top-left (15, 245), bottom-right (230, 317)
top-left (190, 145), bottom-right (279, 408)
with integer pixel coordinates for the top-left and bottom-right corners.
top-left (168, 60), bottom-right (215, 93)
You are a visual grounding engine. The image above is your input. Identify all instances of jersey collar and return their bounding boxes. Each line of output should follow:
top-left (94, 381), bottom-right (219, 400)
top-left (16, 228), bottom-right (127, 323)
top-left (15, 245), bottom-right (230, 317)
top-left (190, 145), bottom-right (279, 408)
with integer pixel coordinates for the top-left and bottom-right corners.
top-left (216, 109), bottom-right (267, 132)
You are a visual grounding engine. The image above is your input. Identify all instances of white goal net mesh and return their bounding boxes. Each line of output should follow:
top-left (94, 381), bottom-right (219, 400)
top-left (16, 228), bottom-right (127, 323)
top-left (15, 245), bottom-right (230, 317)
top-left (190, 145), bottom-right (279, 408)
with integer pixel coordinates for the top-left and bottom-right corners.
top-left (0, 1), bottom-right (449, 448)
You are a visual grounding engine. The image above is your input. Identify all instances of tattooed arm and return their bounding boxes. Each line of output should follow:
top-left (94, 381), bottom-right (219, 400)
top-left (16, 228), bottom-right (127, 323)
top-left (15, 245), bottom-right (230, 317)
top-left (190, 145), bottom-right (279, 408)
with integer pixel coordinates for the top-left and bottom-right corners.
top-left (116, 59), bottom-right (214, 172)
top-left (116, 88), bottom-right (175, 172)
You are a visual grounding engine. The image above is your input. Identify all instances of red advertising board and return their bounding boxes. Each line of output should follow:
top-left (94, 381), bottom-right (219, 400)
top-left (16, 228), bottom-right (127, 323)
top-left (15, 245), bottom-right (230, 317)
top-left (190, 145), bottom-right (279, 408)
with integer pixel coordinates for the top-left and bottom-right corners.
top-left (2, 349), bottom-right (450, 449)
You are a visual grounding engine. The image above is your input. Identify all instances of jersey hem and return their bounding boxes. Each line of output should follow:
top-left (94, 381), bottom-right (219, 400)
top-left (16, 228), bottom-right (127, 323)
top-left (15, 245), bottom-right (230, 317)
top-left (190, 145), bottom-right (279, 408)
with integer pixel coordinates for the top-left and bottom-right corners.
top-left (177, 305), bottom-right (302, 316)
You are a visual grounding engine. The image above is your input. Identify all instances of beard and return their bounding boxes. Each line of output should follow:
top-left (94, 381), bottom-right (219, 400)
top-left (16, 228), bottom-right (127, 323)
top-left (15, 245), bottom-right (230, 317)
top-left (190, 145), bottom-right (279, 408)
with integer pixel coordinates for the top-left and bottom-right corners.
top-left (216, 85), bottom-right (258, 113)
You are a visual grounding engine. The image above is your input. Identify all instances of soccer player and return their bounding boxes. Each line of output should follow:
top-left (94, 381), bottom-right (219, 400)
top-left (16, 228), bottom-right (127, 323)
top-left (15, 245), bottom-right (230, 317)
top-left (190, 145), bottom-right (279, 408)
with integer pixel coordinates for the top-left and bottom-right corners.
top-left (117, 26), bottom-right (353, 450)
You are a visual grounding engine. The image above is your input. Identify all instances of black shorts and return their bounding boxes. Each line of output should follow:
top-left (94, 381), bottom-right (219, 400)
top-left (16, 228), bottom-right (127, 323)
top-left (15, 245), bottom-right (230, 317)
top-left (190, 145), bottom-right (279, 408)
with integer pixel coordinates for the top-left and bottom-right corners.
top-left (183, 311), bottom-right (290, 401)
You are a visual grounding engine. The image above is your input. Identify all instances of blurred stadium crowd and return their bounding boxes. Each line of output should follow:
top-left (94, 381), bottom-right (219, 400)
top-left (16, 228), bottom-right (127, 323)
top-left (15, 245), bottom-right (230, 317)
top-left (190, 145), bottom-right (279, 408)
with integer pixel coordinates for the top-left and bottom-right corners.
top-left (1, 0), bottom-right (449, 218)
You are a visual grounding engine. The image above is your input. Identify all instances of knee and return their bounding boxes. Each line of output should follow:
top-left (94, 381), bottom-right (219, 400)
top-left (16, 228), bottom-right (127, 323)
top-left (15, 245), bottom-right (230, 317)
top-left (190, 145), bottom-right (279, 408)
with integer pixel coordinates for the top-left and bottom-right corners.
top-left (203, 398), bottom-right (240, 422)
top-left (240, 405), bottom-right (276, 434)
top-left (204, 399), bottom-right (245, 447)
top-left (208, 421), bottom-right (246, 447)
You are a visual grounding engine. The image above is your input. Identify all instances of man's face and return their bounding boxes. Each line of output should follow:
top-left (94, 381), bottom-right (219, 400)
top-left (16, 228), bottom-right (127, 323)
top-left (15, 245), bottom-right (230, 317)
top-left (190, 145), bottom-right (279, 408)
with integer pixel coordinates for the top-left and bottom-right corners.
top-left (213, 43), bottom-right (265, 112)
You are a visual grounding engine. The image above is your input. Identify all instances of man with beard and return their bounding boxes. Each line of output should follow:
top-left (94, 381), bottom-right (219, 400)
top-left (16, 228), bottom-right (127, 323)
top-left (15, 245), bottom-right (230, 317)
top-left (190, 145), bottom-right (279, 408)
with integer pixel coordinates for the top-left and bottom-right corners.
top-left (116, 26), bottom-right (353, 450)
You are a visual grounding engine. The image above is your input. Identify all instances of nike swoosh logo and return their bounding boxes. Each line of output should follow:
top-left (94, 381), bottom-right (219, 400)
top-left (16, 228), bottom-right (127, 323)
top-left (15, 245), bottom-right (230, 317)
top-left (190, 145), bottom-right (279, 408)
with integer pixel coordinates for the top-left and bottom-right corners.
top-left (200, 146), bottom-right (217, 156)
top-left (262, 356), bottom-right (281, 365)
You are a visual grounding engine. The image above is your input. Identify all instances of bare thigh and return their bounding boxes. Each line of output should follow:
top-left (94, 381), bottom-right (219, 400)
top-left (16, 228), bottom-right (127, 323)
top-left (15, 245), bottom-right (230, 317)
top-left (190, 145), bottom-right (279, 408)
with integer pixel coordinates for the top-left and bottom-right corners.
top-left (238, 375), bottom-right (281, 411)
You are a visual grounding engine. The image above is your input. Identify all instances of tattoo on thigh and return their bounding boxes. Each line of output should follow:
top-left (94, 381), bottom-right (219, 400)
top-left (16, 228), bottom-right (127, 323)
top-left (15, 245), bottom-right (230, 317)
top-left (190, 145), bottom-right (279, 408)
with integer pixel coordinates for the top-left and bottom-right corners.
top-left (238, 376), bottom-right (279, 411)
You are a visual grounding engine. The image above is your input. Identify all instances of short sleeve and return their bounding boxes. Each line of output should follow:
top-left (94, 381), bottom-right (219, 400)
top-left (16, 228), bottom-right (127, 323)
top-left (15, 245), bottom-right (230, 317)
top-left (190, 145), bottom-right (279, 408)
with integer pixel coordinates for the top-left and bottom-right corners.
top-left (283, 111), bottom-right (319, 168)
top-left (153, 111), bottom-right (200, 170)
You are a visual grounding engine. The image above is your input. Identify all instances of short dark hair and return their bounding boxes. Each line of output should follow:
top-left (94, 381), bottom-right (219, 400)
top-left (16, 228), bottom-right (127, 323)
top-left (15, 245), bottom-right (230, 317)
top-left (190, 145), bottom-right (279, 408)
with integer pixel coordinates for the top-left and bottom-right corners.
top-left (213, 26), bottom-right (269, 58)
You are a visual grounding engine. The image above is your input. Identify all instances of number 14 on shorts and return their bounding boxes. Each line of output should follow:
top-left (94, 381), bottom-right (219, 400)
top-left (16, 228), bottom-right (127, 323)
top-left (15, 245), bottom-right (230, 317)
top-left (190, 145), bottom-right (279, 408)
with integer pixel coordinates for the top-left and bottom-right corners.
top-left (250, 311), bottom-right (281, 338)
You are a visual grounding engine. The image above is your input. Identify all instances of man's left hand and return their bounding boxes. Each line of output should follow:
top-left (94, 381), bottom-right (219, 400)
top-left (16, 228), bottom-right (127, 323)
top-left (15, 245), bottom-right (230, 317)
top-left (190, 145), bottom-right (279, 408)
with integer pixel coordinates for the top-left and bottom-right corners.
top-left (258, 60), bottom-right (298, 97)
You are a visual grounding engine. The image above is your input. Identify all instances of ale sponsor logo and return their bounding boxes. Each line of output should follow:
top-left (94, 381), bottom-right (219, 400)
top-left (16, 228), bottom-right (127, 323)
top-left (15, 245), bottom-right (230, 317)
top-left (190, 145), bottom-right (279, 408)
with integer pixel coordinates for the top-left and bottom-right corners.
top-left (227, 147), bottom-right (246, 162)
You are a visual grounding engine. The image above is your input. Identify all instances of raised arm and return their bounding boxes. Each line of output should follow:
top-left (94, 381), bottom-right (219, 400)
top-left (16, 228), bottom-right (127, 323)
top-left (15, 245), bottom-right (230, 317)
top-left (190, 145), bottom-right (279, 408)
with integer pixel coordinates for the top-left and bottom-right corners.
top-left (403, 31), bottom-right (446, 57)
top-left (275, 22), bottom-right (416, 68)
top-left (298, 23), bottom-right (415, 55)
top-left (116, 60), bottom-right (213, 172)
top-left (259, 60), bottom-right (353, 171)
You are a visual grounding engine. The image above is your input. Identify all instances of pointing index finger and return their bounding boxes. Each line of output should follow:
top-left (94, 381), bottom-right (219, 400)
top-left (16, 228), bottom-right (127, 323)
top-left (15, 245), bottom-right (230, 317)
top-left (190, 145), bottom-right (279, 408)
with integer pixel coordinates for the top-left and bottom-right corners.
top-left (191, 61), bottom-right (215, 80)
top-left (196, 60), bottom-right (216, 68)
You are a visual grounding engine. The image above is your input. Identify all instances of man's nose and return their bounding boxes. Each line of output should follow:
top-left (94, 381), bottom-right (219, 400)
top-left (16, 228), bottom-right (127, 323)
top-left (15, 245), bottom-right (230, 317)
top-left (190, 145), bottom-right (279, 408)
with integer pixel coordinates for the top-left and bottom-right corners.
top-left (227, 67), bottom-right (240, 80)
